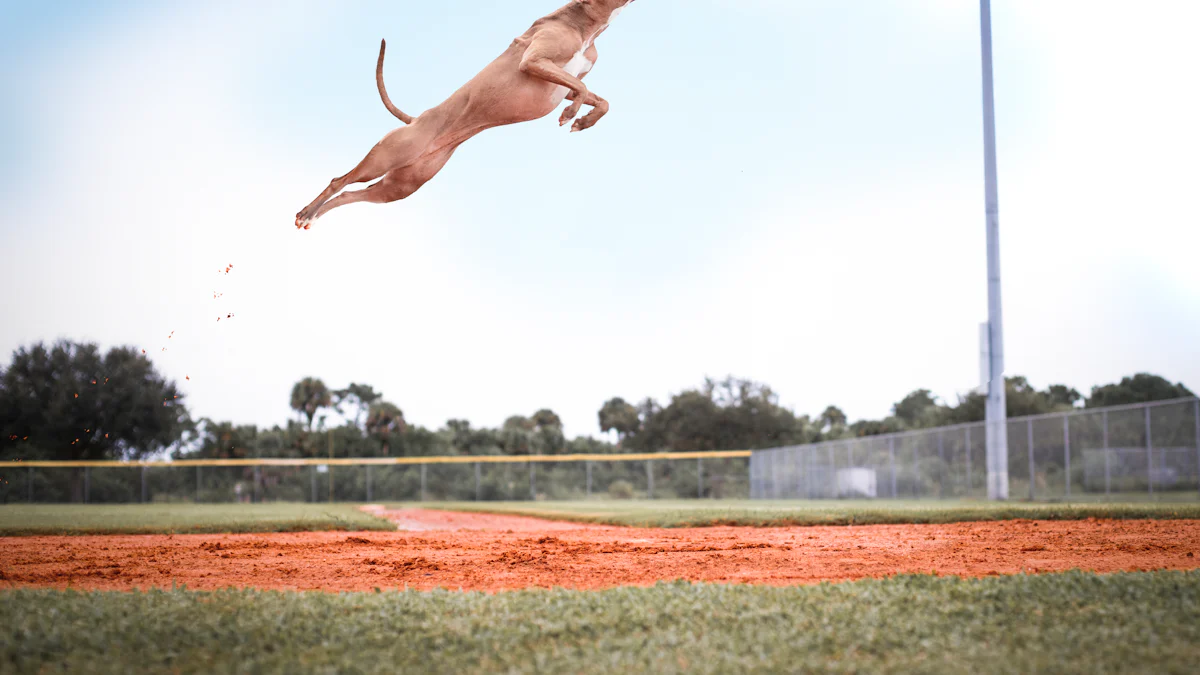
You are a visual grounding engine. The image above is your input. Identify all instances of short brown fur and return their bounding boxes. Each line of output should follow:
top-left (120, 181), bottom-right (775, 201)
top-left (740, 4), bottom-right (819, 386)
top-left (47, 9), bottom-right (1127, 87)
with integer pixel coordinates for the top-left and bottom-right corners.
top-left (295, 0), bottom-right (636, 229)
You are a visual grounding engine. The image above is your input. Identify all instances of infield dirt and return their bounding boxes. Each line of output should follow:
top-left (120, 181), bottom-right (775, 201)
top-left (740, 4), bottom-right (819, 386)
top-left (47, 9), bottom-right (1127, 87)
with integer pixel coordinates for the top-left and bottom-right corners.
top-left (2, 509), bottom-right (1197, 592)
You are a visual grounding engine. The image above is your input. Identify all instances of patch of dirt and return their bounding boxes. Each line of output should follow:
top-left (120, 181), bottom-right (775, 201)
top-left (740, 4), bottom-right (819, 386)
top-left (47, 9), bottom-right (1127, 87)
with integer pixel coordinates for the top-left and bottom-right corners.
top-left (369, 507), bottom-right (601, 533)
top-left (2, 511), bottom-right (1198, 592)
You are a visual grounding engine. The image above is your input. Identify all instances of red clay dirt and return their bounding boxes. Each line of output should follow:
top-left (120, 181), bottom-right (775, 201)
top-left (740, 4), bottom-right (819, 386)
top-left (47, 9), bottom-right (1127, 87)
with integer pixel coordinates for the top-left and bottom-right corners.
top-left (2, 509), bottom-right (1198, 593)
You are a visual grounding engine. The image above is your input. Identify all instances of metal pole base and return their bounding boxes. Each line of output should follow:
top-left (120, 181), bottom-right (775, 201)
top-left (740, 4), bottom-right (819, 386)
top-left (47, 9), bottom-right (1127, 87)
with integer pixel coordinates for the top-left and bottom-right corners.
top-left (987, 470), bottom-right (1009, 501)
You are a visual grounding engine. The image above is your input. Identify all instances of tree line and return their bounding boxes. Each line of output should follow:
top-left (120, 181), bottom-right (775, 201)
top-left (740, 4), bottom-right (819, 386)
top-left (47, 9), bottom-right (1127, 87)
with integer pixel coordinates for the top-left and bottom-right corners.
top-left (1, 339), bottom-right (1194, 465)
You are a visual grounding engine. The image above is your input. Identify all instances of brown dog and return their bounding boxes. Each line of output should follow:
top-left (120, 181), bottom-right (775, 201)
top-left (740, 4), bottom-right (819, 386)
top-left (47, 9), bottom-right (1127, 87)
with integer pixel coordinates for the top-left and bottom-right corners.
top-left (295, 0), bottom-right (636, 229)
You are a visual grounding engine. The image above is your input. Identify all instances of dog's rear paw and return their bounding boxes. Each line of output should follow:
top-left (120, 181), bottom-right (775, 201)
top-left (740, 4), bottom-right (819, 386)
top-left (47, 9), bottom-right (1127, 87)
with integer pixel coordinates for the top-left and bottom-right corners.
top-left (295, 214), bottom-right (313, 230)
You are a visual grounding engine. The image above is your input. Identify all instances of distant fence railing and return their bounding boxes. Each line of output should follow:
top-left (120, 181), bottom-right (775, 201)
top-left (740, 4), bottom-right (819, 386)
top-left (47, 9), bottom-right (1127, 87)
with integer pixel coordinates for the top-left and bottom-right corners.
top-left (1, 451), bottom-right (752, 504)
top-left (750, 398), bottom-right (1200, 501)
top-left (8, 398), bottom-right (1199, 505)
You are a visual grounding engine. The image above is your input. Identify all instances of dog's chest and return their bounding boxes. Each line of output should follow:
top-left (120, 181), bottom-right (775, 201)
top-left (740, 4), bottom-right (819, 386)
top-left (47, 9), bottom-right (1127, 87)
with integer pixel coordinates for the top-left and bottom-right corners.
top-left (563, 50), bottom-right (595, 78)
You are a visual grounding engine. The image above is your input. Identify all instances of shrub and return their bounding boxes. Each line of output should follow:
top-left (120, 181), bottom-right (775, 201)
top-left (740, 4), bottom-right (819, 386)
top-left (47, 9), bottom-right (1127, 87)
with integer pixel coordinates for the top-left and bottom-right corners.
top-left (608, 480), bottom-right (634, 500)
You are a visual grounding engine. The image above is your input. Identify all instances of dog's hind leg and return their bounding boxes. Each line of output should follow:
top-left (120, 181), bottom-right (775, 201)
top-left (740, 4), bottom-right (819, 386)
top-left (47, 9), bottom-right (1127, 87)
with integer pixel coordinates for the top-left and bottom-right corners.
top-left (296, 157), bottom-right (390, 229)
top-left (296, 121), bottom-right (441, 229)
top-left (308, 144), bottom-right (460, 225)
top-left (308, 181), bottom-right (396, 224)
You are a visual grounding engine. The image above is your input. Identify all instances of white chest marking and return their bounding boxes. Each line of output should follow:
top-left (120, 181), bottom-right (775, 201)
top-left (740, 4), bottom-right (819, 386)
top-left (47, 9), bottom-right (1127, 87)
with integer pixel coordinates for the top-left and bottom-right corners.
top-left (550, 51), bottom-right (595, 107)
top-left (546, 3), bottom-right (629, 108)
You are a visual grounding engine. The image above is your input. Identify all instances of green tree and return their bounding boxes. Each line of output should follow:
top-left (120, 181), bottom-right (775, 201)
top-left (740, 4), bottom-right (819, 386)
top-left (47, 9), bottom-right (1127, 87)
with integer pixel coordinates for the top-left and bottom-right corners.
top-left (892, 390), bottom-right (940, 428)
top-left (0, 340), bottom-right (190, 463)
top-left (1086, 373), bottom-right (1194, 408)
top-left (365, 402), bottom-right (406, 455)
top-left (0, 340), bottom-right (190, 502)
top-left (531, 409), bottom-right (562, 431)
top-left (819, 405), bottom-right (848, 438)
top-left (334, 383), bottom-right (382, 428)
top-left (624, 377), bottom-right (809, 452)
top-left (180, 420), bottom-right (257, 459)
top-left (1045, 384), bottom-right (1082, 408)
top-left (849, 417), bottom-right (904, 438)
top-left (598, 397), bottom-right (641, 442)
top-left (443, 419), bottom-right (502, 456)
top-left (290, 377), bottom-right (332, 430)
top-left (502, 416), bottom-right (534, 432)
top-left (497, 415), bottom-right (534, 455)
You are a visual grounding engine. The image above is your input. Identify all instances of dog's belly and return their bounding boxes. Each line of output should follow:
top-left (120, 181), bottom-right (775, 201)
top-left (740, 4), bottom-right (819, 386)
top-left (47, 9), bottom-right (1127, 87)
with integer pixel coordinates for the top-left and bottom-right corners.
top-left (548, 51), bottom-right (594, 108)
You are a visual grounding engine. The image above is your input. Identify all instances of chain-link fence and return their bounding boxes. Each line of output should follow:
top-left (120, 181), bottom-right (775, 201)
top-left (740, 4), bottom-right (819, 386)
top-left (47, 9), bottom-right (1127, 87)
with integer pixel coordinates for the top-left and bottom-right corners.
top-left (0, 454), bottom-right (752, 504)
top-left (6, 399), bottom-right (1198, 504)
top-left (751, 398), bottom-right (1200, 501)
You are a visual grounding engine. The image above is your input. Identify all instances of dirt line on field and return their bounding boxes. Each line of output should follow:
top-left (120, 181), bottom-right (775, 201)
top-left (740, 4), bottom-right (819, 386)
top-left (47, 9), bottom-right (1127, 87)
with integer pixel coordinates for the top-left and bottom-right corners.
top-left (2, 511), bottom-right (1198, 592)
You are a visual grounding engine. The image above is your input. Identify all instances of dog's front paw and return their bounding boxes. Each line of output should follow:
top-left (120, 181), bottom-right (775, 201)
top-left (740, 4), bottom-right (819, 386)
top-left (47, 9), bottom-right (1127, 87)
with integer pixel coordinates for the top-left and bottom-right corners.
top-left (560, 103), bottom-right (583, 127)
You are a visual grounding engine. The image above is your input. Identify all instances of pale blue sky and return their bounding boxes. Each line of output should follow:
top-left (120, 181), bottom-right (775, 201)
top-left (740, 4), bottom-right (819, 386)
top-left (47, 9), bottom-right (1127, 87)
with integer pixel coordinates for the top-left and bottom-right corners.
top-left (1, 1), bottom-right (1197, 439)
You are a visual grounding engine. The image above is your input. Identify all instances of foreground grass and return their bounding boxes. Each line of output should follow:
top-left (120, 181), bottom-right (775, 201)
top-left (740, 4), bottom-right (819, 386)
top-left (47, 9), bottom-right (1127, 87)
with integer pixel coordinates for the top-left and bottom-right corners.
top-left (407, 498), bottom-right (1200, 527)
top-left (0, 503), bottom-right (394, 536)
top-left (3, 571), bottom-right (1197, 674)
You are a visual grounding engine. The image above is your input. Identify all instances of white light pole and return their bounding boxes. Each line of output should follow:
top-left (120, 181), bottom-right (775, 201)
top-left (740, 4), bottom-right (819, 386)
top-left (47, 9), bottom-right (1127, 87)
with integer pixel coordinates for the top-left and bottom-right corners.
top-left (981, 0), bottom-right (1008, 500)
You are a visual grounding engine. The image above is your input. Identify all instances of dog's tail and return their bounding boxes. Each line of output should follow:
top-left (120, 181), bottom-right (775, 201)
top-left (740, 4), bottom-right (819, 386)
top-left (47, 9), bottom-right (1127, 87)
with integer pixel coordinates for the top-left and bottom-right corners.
top-left (377, 39), bottom-right (414, 124)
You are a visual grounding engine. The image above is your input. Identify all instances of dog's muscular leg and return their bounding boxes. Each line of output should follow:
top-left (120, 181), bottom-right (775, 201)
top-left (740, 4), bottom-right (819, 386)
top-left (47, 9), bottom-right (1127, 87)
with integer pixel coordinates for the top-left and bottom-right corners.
top-left (559, 45), bottom-right (598, 128)
top-left (296, 120), bottom-right (440, 228)
top-left (519, 40), bottom-right (609, 132)
top-left (309, 145), bottom-right (459, 224)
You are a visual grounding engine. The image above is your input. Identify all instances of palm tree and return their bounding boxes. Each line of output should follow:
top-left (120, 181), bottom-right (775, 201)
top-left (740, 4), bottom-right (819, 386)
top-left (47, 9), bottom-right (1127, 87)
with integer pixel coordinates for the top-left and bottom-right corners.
top-left (290, 377), bottom-right (332, 430)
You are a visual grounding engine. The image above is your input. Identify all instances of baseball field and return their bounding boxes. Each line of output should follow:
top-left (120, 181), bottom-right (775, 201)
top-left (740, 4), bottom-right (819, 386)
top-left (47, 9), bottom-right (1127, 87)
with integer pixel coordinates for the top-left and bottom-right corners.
top-left (3, 500), bottom-right (1199, 673)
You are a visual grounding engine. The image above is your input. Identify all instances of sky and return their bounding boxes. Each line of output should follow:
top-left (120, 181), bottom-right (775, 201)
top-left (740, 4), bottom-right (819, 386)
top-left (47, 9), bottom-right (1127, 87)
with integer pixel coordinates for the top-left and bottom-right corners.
top-left (1, 0), bottom-right (1197, 440)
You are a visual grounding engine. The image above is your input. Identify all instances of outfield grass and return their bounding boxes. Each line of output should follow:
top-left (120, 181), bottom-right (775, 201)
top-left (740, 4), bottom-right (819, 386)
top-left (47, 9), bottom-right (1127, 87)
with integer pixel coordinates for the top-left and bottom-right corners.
top-left (5, 498), bottom-right (1199, 536)
top-left (406, 498), bottom-right (1200, 528)
top-left (2, 571), bottom-right (1197, 674)
top-left (0, 503), bottom-right (394, 536)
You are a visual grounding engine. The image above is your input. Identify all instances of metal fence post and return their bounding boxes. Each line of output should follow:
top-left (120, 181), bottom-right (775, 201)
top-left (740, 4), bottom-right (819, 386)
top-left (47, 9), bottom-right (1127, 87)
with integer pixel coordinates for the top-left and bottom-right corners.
top-left (1195, 399), bottom-right (1200, 496)
top-left (748, 454), bottom-right (756, 499)
top-left (646, 460), bottom-right (654, 499)
top-left (1027, 419), bottom-right (1035, 500)
top-left (366, 465), bottom-right (373, 503)
top-left (1145, 406), bottom-right (1154, 496)
top-left (912, 440), bottom-right (919, 499)
top-left (1103, 410), bottom-right (1111, 497)
top-left (586, 460), bottom-right (592, 498)
top-left (937, 432), bottom-right (946, 499)
top-left (420, 464), bottom-right (427, 502)
top-left (888, 437), bottom-right (897, 499)
top-left (965, 427), bottom-right (973, 497)
top-left (529, 462), bottom-right (536, 500)
top-left (807, 446), bottom-right (814, 499)
top-left (140, 465), bottom-right (147, 504)
top-left (828, 445), bottom-right (836, 499)
top-left (196, 466), bottom-right (202, 503)
top-left (84, 467), bottom-right (90, 504)
top-left (474, 462), bottom-right (481, 502)
top-left (311, 466), bottom-right (317, 503)
top-left (254, 465), bottom-right (262, 503)
top-left (1063, 416), bottom-right (1071, 499)
top-left (28, 467), bottom-right (34, 503)
top-left (697, 457), bottom-right (704, 499)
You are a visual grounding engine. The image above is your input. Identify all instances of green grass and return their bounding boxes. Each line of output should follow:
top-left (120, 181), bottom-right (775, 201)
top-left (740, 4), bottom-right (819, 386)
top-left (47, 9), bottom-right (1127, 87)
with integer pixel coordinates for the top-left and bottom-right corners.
top-left (404, 498), bottom-right (1200, 528)
top-left (0, 503), bottom-right (395, 536)
top-left (2, 571), bottom-right (1197, 674)
top-left (5, 498), bottom-right (1199, 536)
